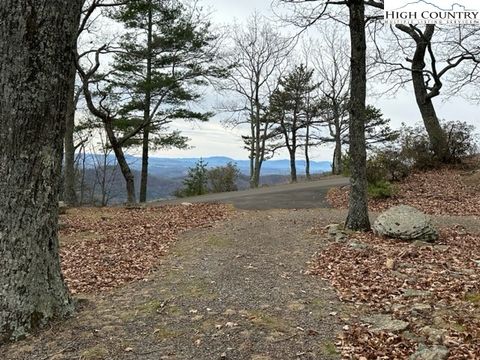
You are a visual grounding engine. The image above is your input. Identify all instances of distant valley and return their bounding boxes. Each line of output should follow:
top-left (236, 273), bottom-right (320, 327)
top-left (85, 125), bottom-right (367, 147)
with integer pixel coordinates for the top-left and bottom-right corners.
top-left (78, 155), bottom-right (332, 204)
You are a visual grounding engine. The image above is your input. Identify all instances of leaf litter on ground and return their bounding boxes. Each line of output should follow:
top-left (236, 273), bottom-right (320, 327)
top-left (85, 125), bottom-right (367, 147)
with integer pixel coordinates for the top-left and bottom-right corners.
top-left (308, 225), bottom-right (480, 359)
top-left (59, 203), bottom-right (232, 294)
top-left (328, 167), bottom-right (480, 216)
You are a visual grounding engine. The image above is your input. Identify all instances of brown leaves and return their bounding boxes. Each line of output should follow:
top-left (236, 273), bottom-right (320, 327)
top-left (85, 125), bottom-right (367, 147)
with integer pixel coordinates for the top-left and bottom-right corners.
top-left (328, 168), bottom-right (480, 216)
top-left (59, 204), bottom-right (231, 294)
top-left (308, 227), bottom-right (480, 358)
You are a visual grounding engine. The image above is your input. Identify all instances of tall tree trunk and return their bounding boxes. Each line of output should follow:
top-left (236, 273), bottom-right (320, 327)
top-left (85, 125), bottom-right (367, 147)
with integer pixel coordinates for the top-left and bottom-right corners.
top-left (80, 147), bottom-right (87, 205)
top-left (414, 93), bottom-right (448, 161)
top-left (305, 123), bottom-right (311, 180)
top-left (332, 121), bottom-right (343, 175)
top-left (104, 119), bottom-right (136, 204)
top-left (252, 87), bottom-right (262, 188)
top-left (249, 111), bottom-right (256, 188)
top-left (345, 0), bottom-right (370, 231)
top-left (253, 159), bottom-right (262, 187)
top-left (140, 3), bottom-right (153, 203)
top-left (0, 0), bottom-right (82, 341)
top-left (64, 64), bottom-right (78, 206)
top-left (249, 141), bottom-right (255, 188)
top-left (101, 152), bottom-right (108, 206)
top-left (289, 150), bottom-right (297, 183)
top-left (140, 127), bottom-right (150, 202)
top-left (409, 27), bottom-right (449, 161)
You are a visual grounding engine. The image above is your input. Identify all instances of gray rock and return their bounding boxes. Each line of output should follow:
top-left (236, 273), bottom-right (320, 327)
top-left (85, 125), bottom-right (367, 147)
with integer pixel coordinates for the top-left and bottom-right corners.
top-left (410, 344), bottom-right (449, 360)
top-left (410, 303), bottom-right (432, 316)
top-left (348, 242), bottom-right (370, 250)
top-left (326, 223), bottom-right (342, 236)
top-left (361, 314), bottom-right (409, 333)
top-left (326, 224), bottom-right (349, 243)
top-left (335, 233), bottom-right (348, 243)
top-left (412, 240), bottom-right (433, 247)
top-left (420, 326), bottom-right (448, 344)
top-left (58, 221), bottom-right (67, 230)
top-left (373, 205), bottom-right (438, 242)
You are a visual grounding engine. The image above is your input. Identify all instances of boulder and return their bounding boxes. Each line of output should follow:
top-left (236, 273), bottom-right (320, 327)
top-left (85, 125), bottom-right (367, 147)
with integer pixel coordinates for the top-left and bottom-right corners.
top-left (373, 205), bottom-right (438, 242)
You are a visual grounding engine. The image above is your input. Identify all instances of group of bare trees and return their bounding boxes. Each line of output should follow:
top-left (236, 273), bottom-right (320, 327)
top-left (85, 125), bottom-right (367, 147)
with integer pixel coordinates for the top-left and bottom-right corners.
top-left (219, 14), bottom-right (293, 188)
top-left (220, 12), bottom-right (396, 185)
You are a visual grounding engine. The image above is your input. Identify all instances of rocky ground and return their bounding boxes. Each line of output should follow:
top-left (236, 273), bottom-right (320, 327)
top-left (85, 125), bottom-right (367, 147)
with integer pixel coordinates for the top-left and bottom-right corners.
top-left (310, 223), bottom-right (480, 359)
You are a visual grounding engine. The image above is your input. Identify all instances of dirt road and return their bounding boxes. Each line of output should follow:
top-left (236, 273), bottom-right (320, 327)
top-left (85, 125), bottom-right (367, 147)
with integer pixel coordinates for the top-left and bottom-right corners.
top-left (151, 176), bottom-right (350, 210)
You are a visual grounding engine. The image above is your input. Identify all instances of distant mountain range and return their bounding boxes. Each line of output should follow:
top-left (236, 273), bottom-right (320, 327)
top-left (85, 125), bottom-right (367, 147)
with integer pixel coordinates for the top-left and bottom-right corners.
top-left (85, 154), bottom-right (332, 178)
top-left (78, 155), bottom-right (332, 204)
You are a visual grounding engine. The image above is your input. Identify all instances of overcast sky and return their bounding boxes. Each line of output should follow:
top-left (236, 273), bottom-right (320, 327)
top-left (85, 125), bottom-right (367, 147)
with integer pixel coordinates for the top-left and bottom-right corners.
top-left (153, 0), bottom-right (479, 161)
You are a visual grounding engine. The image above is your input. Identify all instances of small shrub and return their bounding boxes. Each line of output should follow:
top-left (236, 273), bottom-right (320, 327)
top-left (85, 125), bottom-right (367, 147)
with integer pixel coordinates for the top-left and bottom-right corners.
top-left (368, 180), bottom-right (395, 199)
top-left (207, 162), bottom-right (240, 193)
top-left (366, 156), bottom-right (388, 184)
top-left (444, 120), bottom-right (478, 161)
top-left (397, 124), bottom-right (437, 170)
top-left (369, 148), bottom-right (411, 182)
top-left (397, 120), bottom-right (478, 169)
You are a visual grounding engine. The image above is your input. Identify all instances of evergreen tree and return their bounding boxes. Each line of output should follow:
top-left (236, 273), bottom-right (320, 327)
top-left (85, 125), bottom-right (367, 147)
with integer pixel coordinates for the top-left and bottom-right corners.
top-left (108, 0), bottom-right (225, 202)
top-left (177, 159), bottom-right (209, 197)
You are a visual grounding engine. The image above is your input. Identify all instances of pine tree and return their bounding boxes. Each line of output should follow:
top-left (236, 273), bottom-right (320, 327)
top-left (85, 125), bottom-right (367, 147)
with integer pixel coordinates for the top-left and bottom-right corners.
top-left (108, 0), bottom-right (225, 202)
top-left (180, 159), bottom-right (209, 197)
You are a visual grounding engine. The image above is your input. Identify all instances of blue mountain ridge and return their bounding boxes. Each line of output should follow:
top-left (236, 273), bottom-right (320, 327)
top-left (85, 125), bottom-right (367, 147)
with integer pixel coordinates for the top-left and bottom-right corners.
top-left (85, 154), bottom-right (332, 178)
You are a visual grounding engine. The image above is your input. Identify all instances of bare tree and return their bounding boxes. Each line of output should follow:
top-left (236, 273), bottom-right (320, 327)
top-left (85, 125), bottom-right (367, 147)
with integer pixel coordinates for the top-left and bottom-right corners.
top-left (64, 0), bottom-right (126, 206)
top-left (0, 0), bottom-right (83, 341)
top-left (308, 26), bottom-right (350, 174)
top-left (89, 129), bottom-right (119, 206)
top-left (374, 24), bottom-right (480, 161)
top-left (219, 13), bottom-right (293, 188)
top-left (278, 0), bottom-right (384, 230)
top-left (76, 44), bottom-right (140, 204)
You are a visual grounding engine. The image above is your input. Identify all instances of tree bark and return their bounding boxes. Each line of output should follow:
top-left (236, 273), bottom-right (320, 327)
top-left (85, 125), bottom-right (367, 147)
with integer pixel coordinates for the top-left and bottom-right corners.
top-left (252, 84), bottom-right (262, 188)
top-left (332, 120), bottom-right (343, 175)
top-left (289, 150), bottom-right (297, 183)
top-left (104, 119), bottom-right (137, 204)
top-left (0, 0), bottom-right (82, 341)
top-left (305, 122), bottom-right (311, 180)
top-left (249, 104), bottom-right (257, 188)
top-left (64, 63), bottom-right (78, 206)
top-left (345, 0), bottom-right (370, 231)
top-left (409, 26), bottom-right (449, 161)
top-left (140, 3), bottom-right (153, 203)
